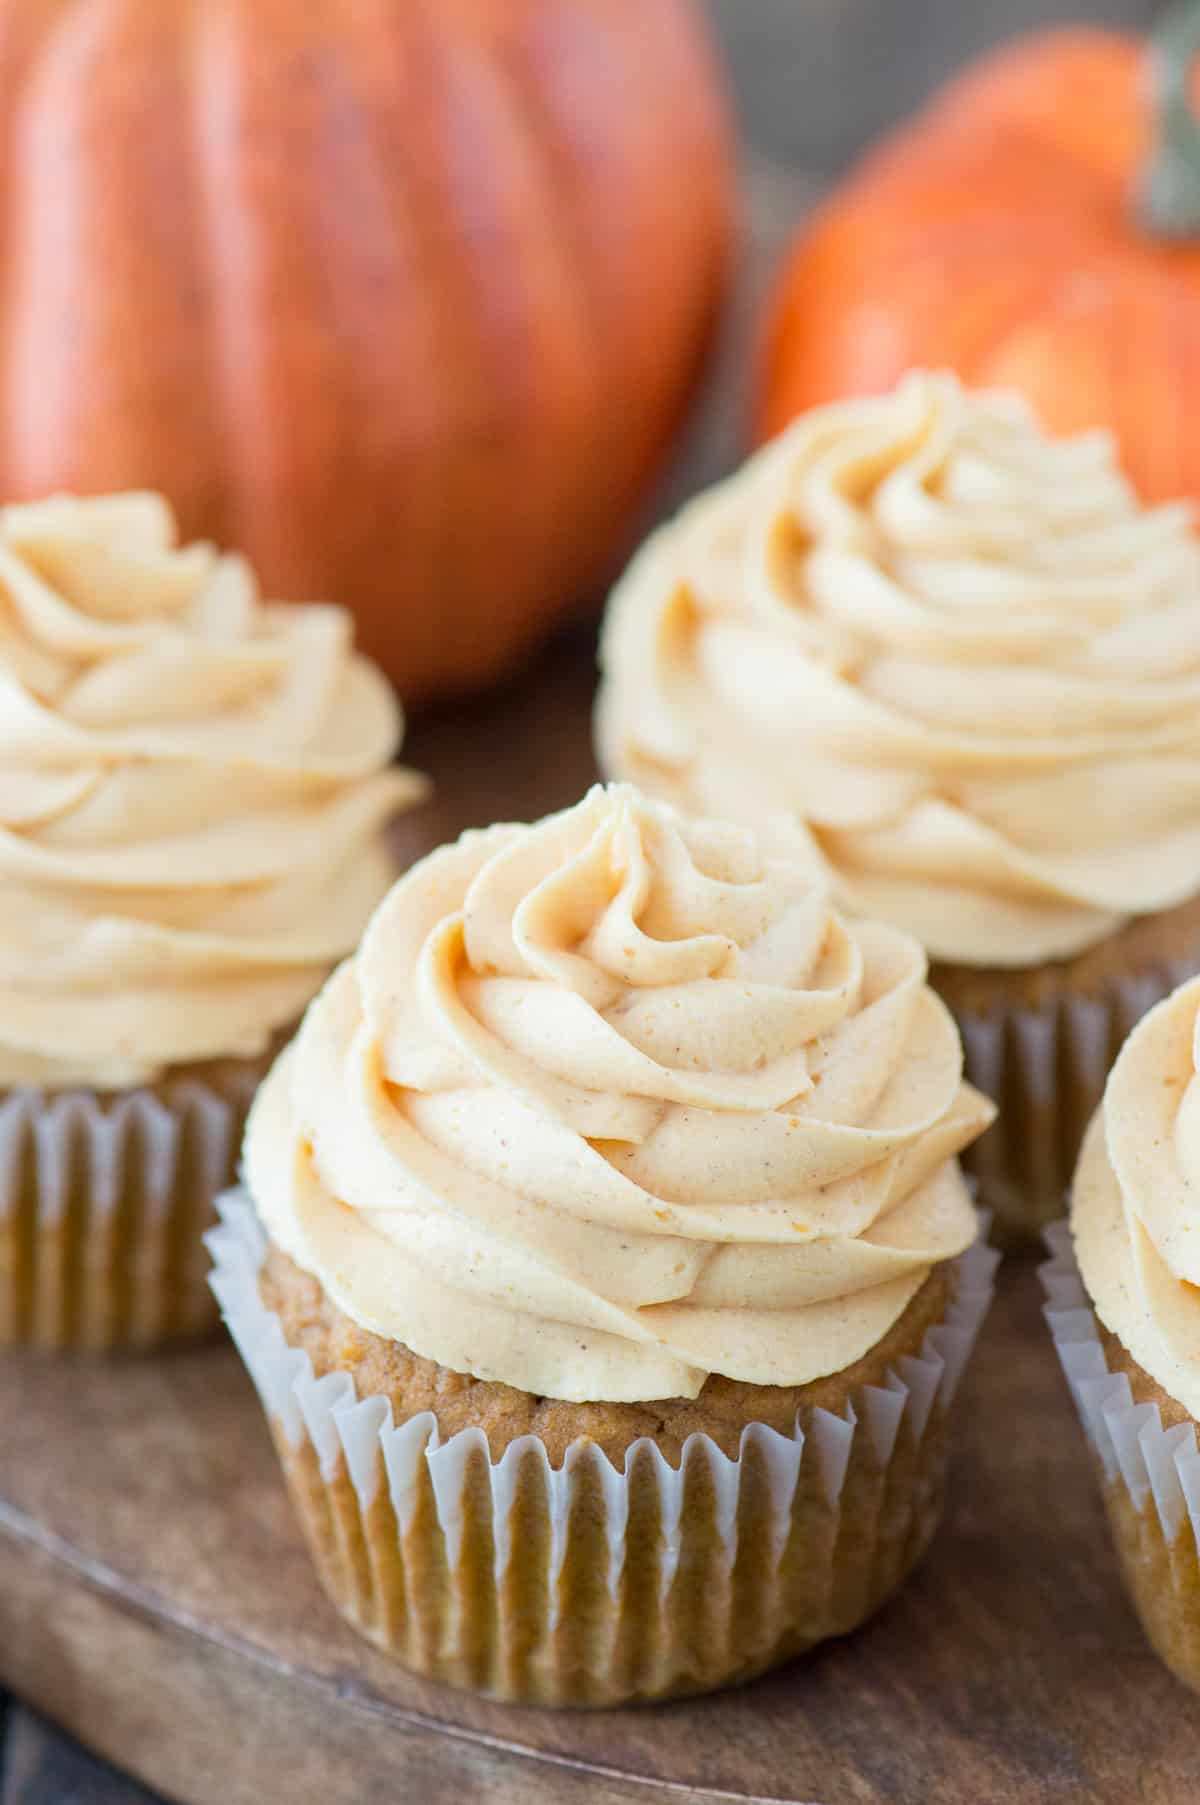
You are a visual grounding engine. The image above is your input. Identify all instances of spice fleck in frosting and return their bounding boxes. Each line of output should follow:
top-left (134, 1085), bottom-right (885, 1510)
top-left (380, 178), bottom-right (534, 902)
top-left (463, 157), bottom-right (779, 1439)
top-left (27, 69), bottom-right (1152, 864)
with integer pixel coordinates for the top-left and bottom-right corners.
top-left (1073, 973), bottom-right (1200, 1417)
top-left (247, 784), bottom-right (992, 1402)
top-left (598, 370), bottom-right (1200, 967)
top-left (0, 493), bottom-right (424, 1089)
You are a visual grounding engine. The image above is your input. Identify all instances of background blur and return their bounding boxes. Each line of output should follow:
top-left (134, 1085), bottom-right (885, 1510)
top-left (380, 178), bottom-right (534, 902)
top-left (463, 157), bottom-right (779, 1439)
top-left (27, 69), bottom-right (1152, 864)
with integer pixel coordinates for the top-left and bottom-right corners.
top-left (0, 1), bottom-right (1179, 1801)
top-left (654, 0), bottom-right (1168, 540)
top-left (711, 0), bottom-right (1155, 166)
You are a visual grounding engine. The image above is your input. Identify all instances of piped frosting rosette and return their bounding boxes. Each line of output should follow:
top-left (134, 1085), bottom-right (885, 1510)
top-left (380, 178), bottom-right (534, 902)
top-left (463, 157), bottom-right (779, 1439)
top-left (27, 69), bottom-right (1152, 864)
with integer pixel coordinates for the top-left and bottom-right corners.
top-left (1073, 974), bottom-right (1200, 1418)
top-left (248, 784), bottom-right (993, 1403)
top-left (0, 493), bottom-right (425, 1089)
top-left (598, 369), bottom-right (1200, 967)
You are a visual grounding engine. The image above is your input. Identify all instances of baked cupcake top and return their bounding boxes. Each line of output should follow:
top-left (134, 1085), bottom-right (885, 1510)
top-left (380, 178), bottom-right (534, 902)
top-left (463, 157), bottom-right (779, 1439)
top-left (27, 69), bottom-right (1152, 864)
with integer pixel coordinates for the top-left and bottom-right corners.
top-left (247, 783), bottom-right (992, 1403)
top-left (597, 369), bottom-right (1200, 969)
top-left (0, 493), bottom-right (424, 1090)
top-left (1073, 973), bottom-right (1200, 1416)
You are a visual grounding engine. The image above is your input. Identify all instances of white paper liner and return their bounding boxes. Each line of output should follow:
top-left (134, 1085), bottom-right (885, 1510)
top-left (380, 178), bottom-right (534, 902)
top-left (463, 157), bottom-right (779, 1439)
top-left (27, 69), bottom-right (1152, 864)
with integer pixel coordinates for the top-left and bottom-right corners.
top-left (1041, 1222), bottom-right (1200, 1550)
top-left (953, 954), bottom-right (1197, 1241)
top-left (0, 1076), bottom-right (253, 1351)
top-left (209, 1188), bottom-right (998, 1704)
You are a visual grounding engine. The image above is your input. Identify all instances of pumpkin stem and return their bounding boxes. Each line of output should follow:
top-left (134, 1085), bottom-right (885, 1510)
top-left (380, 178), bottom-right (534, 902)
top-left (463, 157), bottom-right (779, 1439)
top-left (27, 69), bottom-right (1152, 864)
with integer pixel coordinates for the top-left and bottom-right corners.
top-left (1141, 0), bottom-right (1200, 237)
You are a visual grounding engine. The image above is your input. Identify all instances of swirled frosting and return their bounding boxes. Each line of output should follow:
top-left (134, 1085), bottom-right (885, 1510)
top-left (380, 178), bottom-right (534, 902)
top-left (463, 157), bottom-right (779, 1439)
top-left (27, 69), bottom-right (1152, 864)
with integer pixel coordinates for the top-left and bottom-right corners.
top-left (0, 492), bottom-right (425, 1090)
top-left (247, 783), bottom-right (992, 1402)
top-left (1073, 974), bottom-right (1200, 1416)
top-left (597, 369), bottom-right (1200, 967)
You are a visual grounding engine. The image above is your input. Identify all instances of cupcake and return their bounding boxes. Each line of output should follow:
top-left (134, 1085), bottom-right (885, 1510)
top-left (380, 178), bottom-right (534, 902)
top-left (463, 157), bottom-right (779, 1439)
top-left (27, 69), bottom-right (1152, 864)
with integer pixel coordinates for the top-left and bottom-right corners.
top-left (0, 493), bottom-right (424, 1352)
top-left (596, 369), bottom-right (1200, 1239)
top-left (1044, 973), bottom-right (1200, 1694)
top-left (210, 782), bottom-right (996, 1706)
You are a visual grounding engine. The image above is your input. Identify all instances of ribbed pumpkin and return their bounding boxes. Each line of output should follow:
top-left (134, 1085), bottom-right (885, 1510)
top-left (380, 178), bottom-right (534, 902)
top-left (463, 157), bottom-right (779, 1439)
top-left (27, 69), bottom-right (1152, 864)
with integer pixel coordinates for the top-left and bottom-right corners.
top-left (757, 12), bottom-right (1200, 506)
top-left (0, 0), bottom-right (733, 702)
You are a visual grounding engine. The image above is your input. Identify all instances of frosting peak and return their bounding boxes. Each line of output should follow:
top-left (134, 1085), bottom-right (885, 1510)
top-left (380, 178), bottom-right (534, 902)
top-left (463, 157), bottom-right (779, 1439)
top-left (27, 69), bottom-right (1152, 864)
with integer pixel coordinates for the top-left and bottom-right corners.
top-left (247, 784), bottom-right (992, 1402)
top-left (0, 493), bottom-right (424, 1088)
top-left (597, 370), bottom-right (1200, 967)
top-left (1073, 974), bottom-right (1200, 1415)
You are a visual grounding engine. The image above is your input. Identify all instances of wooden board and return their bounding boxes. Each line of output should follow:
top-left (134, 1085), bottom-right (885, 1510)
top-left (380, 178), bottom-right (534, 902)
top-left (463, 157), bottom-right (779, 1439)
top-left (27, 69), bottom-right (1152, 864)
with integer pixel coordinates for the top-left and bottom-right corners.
top-left (2, 637), bottom-right (1200, 1805)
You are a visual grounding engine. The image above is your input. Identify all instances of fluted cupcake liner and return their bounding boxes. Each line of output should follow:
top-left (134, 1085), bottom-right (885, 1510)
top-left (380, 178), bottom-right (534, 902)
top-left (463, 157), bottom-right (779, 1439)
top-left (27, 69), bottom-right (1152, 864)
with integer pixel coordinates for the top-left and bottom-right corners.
top-left (209, 1190), bottom-right (998, 1707)
top-left (0, 1072), bottom-right (259, 1353)
top-left (1041, 1222), bottom-right (1200, 1692)
top-left (951, 957), bottom-right (1197, 1244)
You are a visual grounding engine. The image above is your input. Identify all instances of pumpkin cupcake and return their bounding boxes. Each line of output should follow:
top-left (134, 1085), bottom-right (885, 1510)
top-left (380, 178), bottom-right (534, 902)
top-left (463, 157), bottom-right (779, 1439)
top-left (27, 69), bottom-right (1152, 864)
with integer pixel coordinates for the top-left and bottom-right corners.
top-left (210, 783), bottom-right (996, 1706)
top-left (597, 369), bottom-right (1200, 1238)
top-left (0, 493), bottom-right (424, 1352)
top-left (1044, 973), bottom-right (1200, 1695)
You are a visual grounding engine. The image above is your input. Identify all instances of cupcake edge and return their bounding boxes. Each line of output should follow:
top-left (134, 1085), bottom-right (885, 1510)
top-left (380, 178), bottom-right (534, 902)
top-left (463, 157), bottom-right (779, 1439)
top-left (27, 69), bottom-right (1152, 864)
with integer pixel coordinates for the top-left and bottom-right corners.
top-left (209, 1188), bottom-right (998, 1707)
top-left (0, 1053), bottom-right (269, 1353)
top-left (1042, 1222), bottom-right (1200, 1694)
top-left (939, 891), bottom-right (1200, 1242)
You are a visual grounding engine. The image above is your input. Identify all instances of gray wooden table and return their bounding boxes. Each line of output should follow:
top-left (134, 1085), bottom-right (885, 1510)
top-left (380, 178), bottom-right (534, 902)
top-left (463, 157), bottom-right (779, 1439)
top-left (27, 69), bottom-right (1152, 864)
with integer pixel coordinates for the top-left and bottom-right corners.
top-left (0, 1), bottom-right (1160, 1800)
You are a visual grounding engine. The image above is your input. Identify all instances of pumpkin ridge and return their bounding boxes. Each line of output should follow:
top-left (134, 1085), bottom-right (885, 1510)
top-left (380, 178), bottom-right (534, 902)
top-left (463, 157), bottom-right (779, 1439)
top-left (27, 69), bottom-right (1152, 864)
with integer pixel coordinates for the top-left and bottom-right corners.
top-left (471, 14), bottom-right (604, 465)
top-left (177, 0), bottom-right (305, 583)
top-left (0, 0), bottom-right (733, 702)
top-left (3, 0), bottom-right (222, 519)
top-left (502, 5), bottom-right (640, 592)
top-left (756, 19), bottom-right (1200, 510)
top-left (1110, 263), bottom-right (1187, 502)
top-left (427, 0), bottom-right (601, 689)
top-left (180, 0), bottom-right (236, 552)
top-left (347, 0), bottom-right (503, 689)
top-left (0, 1), bottom-right (72, 481)
top-left (893, 257), bottom-right (1069, 393)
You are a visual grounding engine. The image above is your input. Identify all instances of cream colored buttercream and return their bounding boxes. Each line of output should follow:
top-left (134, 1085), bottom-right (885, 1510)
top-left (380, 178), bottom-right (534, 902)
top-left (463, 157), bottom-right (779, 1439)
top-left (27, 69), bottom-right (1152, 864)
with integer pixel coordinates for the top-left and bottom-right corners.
top-left (247, 784), bottom-right (992, 1402)
top-left (597, 370), bottom-right (1200, 968)
top-left (1073, 973), bottom-right (1200, 1418)
top-left (0, 493), bottom-right (424, 1089)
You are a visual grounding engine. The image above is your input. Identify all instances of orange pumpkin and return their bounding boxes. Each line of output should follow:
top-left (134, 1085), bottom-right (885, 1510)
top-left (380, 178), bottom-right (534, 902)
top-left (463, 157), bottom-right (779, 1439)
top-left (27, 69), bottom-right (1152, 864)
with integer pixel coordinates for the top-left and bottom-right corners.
top-left (757, 15), bottom-right (1200, 506)
top-left (0, 0), bottom-right (733, 703)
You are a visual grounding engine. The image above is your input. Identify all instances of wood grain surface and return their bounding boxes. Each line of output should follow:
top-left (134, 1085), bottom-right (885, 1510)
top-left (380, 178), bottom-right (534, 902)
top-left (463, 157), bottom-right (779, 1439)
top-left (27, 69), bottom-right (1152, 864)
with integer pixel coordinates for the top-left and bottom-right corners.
top-left (0, 0), bottom-right (1178, 1799)
top-left (2, 635), bottom-right (1200, 1805)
